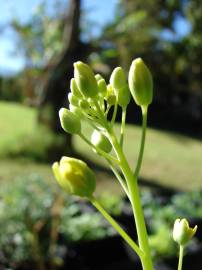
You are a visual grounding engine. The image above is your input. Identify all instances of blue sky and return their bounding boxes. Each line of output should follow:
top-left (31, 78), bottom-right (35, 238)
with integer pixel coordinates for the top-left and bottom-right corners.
top-left (0, 0), bottom-right (191, 75)
top-left (0, 0), bottom-right (118, 74)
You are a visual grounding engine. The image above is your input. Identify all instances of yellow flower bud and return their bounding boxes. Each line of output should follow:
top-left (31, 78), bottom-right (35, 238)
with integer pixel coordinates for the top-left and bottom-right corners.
top-left (74, 61), bottom-right (98, 98)
top-left (52, 157), bottom-right (96, 197)
top-left (173, 218), bottom-right (197, 246)
top-left (59, 108), bottom-right (81, 134)
top-left (91, 130), bottom-right (112, 153)
top-left (128, 58), bottom-right (153, 107)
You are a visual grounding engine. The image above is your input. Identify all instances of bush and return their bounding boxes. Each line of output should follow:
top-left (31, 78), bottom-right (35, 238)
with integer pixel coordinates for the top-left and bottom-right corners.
top-left (0, 174), bottom-right (114, 269)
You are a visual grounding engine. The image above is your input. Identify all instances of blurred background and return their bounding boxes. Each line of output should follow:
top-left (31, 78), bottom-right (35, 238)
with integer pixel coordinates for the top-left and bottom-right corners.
top-left (1, 0), bottom-right (202, 269)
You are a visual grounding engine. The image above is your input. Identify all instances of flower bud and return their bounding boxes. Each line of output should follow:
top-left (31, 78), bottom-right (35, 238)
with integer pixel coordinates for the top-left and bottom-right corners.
top-left (95, 74), bottom-right (104, 82)
top-left (68, 93), bottom-right (79, 107)
top-left (117, 86), bottom-right (130, 108)
top-left (69, 104), bottom-right (84, 119)
top-left (98, 79), bottom-right (107, 95)
top-left (91, 130), bottom-right (112, 153)
top-left (59, 108), bottom-right (81, 134)
top-left (110, 67), bottom-right (130, 107)
top-left (52, 157), bottom-right (96, 197)
top-left (128, 58), bottom-right (153, 107)
top-left (70, 78), bottom-right (82, 98)
top-left (79, 99), bottom-right (89, 109)
top-left (74, 61), bottom-right (98, 98)
top-left (106, 84), bottom-right (116, 105)
top-left (173, 218), bottom-right (197, 246)
top-left (110, 67), bottom-right (126, 91)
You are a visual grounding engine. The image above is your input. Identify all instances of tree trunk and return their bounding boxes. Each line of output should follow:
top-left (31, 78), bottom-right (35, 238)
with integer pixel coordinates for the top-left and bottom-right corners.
top-left (38, 0), bottom-right (89, 160)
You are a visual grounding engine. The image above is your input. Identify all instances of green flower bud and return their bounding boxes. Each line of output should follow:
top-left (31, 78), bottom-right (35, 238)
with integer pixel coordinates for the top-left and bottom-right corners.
top-left (91, 130), bottom-right (112, 153)
top-left (98, 78), bottom-right (107, 95)
top-left (74, 61), bottom-right (98, 98)
top-left (106, 84), bottom-right (116, 105)
top-left (173, 218), bottom-right (197, 246)
top-left (128, 58), bottom-right (153, 107)
top-left (110, 67), bottom-right (126, 91)
top-left (79, 99), bottom-right (89, 109)
top-left (69, 104), bottom-right (84, 119)
top-left (70, 78), bottom-right (82, 97)
top-left (52, 157), bottom-right (96, 197)
top-left (68, 93), bottom-right (79, 107)
top-left (95, 74), bottom-right (104, 82)
top-left (117, 86), bottom-right (131, 108)
top-left (59, 108), bottom-right (81, 134)
top-left (110, 67), bottom-right (130, 107)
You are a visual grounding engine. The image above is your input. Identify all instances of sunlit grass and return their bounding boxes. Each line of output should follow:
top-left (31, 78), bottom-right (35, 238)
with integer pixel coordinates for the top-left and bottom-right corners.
top-left (74, 120), bottom-right (202, 191)
top-left (0, 101), bottom-right (63, 161)
top-left (1, 101), bottom-right (202, 190)
top-left (0, 101), bottom-right (37, 154)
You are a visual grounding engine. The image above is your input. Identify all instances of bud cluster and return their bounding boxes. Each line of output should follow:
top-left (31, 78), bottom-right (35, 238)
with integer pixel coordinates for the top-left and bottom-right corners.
top-left (54, 58), bottom-right (153, 197)
top-left (59, 58), bottom-right (153, 135)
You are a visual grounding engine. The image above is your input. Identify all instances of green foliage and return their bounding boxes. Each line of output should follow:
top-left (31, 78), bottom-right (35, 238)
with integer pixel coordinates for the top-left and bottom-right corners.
top-left (0, 174), bottom-right (114, 268)
top-left (0, 78), bottom-right (23, 102)
top-left (101, 0), bottom-right (181, 67)
top-left (97, 193), bottom-right (124, 216)
top-left (60, 211), bottom-right (114, 242)
top-left (172, 191), bottom-right (202, 218)
top-left (11, 1), bottom-right (64, 68)
top-left (149, 225), bottom-right (177, 261)
top-left (0, 174), bottom-right (55, 266)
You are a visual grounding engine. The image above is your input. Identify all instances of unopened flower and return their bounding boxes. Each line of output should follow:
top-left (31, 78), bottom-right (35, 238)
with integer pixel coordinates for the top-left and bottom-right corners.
top-left (52, 157), bottom-right (96, 197)
top-left (74, 61), bottom-right (98, 98)
top-left (91, 130), bottom-right (112, 153)
top-left (110, 67), bottom-right (130, 107)
top-left (173, 218), bottom-right (197, 246)
top-left (59, 108), bottom-right (81, 134)
top-left (128, 58), bottom-right (153, 107)
top-left (70, 78), bottom-right (82, 98)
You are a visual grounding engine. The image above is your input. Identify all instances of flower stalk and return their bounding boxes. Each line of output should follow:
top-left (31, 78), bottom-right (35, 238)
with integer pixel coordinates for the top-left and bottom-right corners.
top-left (52, 59), bottom-right (197, 270)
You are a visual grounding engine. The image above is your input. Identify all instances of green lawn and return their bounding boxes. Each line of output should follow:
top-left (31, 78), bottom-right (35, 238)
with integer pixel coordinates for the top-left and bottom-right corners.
top-left (0, 101), bottom-right (36, 154)
top-left (1, 101), bottom-right (202, 191)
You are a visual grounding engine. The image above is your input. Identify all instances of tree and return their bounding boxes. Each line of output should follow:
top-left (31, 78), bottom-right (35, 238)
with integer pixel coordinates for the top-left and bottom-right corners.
top-left (11, 0), bottom-right (91, 159)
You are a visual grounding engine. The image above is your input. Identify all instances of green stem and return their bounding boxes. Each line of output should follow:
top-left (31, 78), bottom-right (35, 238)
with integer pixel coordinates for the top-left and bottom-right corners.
top-left (105, 104), bottom-right (111, 117)
top-left (120, 107), bottom-right (126, 148)
top-left (92, 100), bottom-right (152, 269)
top-left (109, 132), bottom-right (153, 270)
top-left (134, 105), bottom-right (148, 177)
top-left (178, 245), bottom-right (184, 270)
top-left (79, 133), bottom-right (119, 165)
top-left (107, 159), bottom-right (130, 198)
top-left (94, 101), bottom-right (111, 132)
top-left (84, 114), bottom-right (100, 131)
top-left (111, 102), bottom-right (118, 125)
top-left (90, 197), bottom-right (143, 258)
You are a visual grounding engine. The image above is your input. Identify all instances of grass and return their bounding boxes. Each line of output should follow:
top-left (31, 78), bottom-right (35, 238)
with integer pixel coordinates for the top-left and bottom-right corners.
top-left (75, 117), bottom-right (202, 191)
top-left (0, 101), bottom-right (64, 161)
top-left (0, 101), bottom-right (36, 154)
top-left (1, 101), bottom-right (202, 191)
